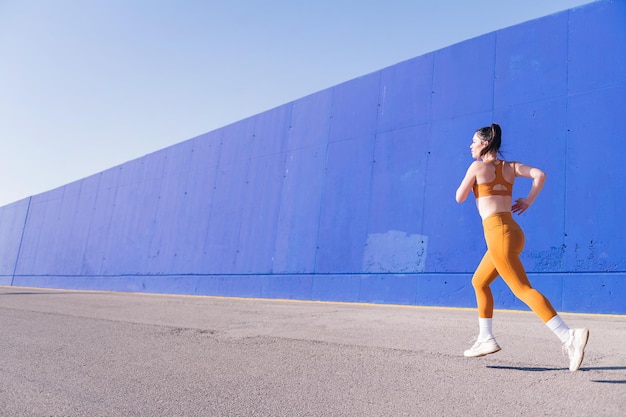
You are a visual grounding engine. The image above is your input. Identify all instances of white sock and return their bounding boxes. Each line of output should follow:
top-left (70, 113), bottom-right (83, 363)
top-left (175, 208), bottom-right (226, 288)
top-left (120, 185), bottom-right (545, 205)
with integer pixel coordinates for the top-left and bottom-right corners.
top-left (478, 318), bottom-right (494, 341)
top-left (545, 315), bottom-right (571, 343)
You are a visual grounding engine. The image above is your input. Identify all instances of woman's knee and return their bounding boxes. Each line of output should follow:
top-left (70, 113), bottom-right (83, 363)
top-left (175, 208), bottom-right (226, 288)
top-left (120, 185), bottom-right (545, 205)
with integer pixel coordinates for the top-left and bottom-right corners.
top-left (472, 276), bottom-right (491, 291)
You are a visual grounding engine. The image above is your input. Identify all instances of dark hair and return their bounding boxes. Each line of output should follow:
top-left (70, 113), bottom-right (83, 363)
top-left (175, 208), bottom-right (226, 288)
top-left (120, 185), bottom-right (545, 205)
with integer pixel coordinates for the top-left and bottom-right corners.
top-left (476, 123), bottom-right (502, 157)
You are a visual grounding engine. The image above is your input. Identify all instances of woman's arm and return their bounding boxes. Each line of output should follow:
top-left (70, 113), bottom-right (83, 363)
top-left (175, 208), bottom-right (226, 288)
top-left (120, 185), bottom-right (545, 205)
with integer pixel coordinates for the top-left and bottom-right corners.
top-left (511, 162), bottom-right (546, 214)
top-left (456, 162), bottom-right (478, 203)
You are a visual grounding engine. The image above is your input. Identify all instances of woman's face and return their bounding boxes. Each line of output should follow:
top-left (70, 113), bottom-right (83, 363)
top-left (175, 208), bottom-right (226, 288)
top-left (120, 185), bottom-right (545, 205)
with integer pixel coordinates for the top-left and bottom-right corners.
top-left (470, 133), bottom-right (486, 159)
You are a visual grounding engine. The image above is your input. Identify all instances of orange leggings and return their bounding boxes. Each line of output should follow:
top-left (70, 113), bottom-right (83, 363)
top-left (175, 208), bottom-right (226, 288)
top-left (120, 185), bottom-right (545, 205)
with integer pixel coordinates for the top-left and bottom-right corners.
top-left (472, 212), bottom-right (557, 323)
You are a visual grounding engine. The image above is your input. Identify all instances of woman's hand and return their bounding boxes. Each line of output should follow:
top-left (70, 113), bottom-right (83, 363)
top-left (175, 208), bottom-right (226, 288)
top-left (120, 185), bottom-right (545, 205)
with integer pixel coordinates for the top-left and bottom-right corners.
top-left (512, 198), bottom-right (530, 215)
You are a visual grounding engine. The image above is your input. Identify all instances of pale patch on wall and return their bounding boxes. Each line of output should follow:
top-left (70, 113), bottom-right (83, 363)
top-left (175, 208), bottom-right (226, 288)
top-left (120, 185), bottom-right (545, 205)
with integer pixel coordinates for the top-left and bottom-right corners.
top-left (362, 230), bottom-right (428, 273)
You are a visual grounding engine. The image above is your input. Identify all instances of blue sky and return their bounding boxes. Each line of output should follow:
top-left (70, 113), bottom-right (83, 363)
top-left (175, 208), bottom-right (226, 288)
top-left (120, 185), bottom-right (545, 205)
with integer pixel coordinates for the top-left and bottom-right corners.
top-left (0, 0), bottom-right (595, 206)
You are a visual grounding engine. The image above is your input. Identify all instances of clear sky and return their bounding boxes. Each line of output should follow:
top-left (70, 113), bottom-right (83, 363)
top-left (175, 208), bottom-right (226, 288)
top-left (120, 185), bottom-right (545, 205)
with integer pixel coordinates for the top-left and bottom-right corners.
top-left (0, 0), bottom-right (595, 207)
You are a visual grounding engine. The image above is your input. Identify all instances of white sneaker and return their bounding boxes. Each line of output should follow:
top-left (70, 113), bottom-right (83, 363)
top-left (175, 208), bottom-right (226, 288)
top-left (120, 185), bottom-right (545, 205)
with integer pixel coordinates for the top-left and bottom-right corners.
top-left (464, 338), bottom-right (501, 357)
top-left (564, 328), bottom-right (589, 372)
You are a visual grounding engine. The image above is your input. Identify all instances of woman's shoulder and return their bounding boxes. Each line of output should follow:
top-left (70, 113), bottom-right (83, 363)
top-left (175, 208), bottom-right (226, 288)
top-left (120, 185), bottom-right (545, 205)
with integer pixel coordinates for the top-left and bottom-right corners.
top-left (501, 160), bottom-right (522, 180)
top-left (467, 160), bottom-right (484, 172)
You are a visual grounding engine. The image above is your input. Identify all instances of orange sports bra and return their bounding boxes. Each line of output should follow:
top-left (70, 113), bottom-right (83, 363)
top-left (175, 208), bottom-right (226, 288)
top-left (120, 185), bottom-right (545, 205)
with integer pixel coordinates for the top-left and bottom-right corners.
top-left (473, 161), bottom-right (513, 198)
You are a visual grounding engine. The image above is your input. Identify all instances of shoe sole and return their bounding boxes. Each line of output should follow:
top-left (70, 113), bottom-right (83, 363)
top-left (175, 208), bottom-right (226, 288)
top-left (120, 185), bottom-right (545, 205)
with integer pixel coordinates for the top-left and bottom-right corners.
top-left (571, 329), bottom-right (590, 372)
top-left (464, 346), bottom-right (501, 358)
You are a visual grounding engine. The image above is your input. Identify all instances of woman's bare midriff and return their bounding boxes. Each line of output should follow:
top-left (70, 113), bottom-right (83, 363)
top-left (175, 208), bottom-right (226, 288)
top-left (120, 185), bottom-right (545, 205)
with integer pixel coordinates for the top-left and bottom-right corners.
top-left (476, 195), bottom-right (512, 219)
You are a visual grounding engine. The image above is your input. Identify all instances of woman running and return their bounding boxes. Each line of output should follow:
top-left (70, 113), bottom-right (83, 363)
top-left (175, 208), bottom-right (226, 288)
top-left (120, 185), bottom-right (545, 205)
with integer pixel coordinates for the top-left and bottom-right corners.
top-left (455, 123), bottom-right (589, 371)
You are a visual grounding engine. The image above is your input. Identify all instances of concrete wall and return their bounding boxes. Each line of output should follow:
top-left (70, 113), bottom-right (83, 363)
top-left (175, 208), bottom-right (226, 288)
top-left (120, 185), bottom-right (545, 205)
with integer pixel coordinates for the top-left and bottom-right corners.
top-left (1, 0), bottom-right (624, 314)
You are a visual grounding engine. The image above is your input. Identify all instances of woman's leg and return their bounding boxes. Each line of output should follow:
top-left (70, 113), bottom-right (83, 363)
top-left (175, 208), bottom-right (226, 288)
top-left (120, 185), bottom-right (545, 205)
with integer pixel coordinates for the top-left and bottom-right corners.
top-left (484, 216), bottom-right (557, 322)
top-left (477, 213), bottom-right (589, 370)
top-left (464, 251), bottom-right (502, 357)
top-left (471, 252), bottom-right (499, 318)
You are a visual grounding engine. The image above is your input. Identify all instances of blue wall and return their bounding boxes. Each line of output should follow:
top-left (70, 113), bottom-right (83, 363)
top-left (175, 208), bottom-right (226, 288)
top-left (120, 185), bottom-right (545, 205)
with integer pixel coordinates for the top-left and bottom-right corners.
top-left (1, 0), bottom-right (625, 314)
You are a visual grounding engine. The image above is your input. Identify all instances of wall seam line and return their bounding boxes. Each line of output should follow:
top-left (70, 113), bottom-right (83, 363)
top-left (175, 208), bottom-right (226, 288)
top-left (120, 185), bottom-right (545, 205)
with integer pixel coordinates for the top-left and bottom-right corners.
top-left (11, 197), bottom-right (32, 286)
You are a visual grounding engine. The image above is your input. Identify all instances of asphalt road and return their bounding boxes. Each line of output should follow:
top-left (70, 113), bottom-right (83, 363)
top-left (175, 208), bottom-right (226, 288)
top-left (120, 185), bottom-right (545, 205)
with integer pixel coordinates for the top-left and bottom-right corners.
top-left (0, 286), bottom-right (624, 416)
